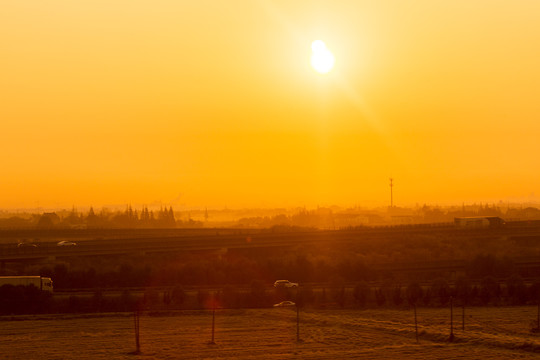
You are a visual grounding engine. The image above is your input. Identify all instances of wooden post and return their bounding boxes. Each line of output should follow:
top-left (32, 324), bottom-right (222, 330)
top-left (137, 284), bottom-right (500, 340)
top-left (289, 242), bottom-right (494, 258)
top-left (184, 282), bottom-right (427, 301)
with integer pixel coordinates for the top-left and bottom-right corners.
top-left (134, 308), bottom-right (140, 354)
top-left (462, 305), bottom-right (465, 331)
top-left (449, 296), bottom-right (454, 342)
top-left (296, 304), bottom-right (300, 342)
top-left (211, 307), bottom-right (216, 344)
top-left (536, 300), bottom-right (540, 330)
top-left (210, 294), bottom-right (216, 345)
top-left (414, 303), bottom-right (418, 343)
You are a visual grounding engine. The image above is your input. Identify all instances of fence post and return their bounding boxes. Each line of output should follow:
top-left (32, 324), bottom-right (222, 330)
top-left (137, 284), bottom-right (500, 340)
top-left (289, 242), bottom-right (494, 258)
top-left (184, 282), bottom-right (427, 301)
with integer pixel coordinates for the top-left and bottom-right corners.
top-left (531, 296), bottom-right (540, 331)
top-left (413, 303), bottom-right (418, 342)
top-left (296, 304), bottom-right (300, 342)
top-left (462, 304), bottom-right (465, 331)
top-left (134, 308), bottom-right (140, 354)
top-left (449, 296), bottom-right (454, 342)
top-left (210, 293), bottom-right (216, 345)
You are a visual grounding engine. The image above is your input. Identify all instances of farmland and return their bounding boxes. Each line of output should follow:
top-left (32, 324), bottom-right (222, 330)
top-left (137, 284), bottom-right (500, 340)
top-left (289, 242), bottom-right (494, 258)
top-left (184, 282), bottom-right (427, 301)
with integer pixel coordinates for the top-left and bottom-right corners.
top-left (2, 306), bottom-right (540, 359)
top-left (3, 224), bottom-right (540, 316)
top-left (3, 224), bottom-right (540, 359)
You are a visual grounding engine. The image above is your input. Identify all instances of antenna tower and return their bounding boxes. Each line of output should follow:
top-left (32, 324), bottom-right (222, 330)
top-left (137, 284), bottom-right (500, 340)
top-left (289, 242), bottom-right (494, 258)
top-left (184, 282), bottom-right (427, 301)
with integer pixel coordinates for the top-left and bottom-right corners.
top-left (389, 178), bottom-right (394, 208)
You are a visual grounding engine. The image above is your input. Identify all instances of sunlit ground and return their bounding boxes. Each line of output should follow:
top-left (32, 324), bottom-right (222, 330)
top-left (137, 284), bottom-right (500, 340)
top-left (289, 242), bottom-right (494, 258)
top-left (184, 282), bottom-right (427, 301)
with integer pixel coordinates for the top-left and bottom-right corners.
top-left (2, 307), bottom-right (540, 359)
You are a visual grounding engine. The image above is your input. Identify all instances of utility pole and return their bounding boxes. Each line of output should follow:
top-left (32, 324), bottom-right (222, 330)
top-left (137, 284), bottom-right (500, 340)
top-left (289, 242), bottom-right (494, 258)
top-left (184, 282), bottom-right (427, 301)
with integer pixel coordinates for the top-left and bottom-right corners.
top-left (389, 178), bottom-right (394, 208)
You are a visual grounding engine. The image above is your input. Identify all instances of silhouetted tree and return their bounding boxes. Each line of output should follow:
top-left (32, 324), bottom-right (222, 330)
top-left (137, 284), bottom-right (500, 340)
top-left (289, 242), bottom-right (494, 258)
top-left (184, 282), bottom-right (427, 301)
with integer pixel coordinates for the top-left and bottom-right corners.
top-left (480, 276), bottom-right (499, 305)
top-left (248, 280), bottom-right (267, 307)
top-left (86, 207), bottom-right (102, 228)
top-left (334, 286), bottom-right (346, 308)
top-left (454, 276), bottom-right (472, 306)
top-left (467, 255), bottom-right (515, 279)
top-left (529, 282), bottom-right (540, 304)
top-left (121, 290), bottom-right (135, 311)
top-left (168, 207), bottom-right (176, 226)
top-left (171, 285), bottom-right (186, 305)
top-left (143, 288), bottom-right (159, 307)
top-left (297, 284), bottom-right (315, 307)
top-left (406, 282), bottom-right (423, 306)
top-left (392, 286), bottom-right (404, 306)
top-left (506, 275), bottom-right (527, 305)
top-left (318, 288), bottom-right (327, 304)
top-left (221, 285), bottom-right (239, 308)
top-left (92, 290), bottom-right (103, 312)
top-left (375, 288), bottom-right (386, 306)
top-left (294, 255), bottom-right (314, 282)
top-left (422, 287), bottom-right (432, 306)
top-left (163, 291), bottom-right (171, 305)
top-left (353, 281), bottom-right (370, 307)
top-left (197, 289), bottom-right (210, 308)
top-left (62, 207), bottom-right (83, 227)
top-left (431, 278), bottom-right (451, 306)
top-left (53, 263), bottom-right (69, 289)
top-left (37, 213), bottom-right (60, 229)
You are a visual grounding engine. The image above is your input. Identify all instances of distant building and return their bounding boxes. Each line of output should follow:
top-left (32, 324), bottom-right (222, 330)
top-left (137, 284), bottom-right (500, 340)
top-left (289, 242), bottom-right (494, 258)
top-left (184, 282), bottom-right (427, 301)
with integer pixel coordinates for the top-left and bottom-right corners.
top-left (334, 213), bottom-right (387, 227)
top-left (390, 215), bottom-right (414, 225)
top-left (454, 216), bottom-right (505, 228)
top-left (334, 213), bottom-right (370, 227)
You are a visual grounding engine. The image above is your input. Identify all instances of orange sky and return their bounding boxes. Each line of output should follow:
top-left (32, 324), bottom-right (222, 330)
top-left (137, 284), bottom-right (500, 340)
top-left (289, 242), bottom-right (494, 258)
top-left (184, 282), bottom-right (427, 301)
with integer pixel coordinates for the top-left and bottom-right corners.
top-left (2, 1), bottom-right (540, 209)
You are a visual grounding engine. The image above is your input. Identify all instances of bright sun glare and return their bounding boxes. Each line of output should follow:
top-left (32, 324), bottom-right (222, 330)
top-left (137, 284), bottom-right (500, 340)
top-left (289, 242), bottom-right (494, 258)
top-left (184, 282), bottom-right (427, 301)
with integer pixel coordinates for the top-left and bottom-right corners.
top-left (310, 40), bottom-right (335, 74)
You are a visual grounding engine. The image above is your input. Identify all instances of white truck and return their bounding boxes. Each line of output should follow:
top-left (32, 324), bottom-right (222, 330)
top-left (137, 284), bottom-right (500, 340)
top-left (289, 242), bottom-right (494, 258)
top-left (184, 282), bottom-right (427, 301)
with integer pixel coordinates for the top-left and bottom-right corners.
top-left (0, 276), bottom-right (53, 292)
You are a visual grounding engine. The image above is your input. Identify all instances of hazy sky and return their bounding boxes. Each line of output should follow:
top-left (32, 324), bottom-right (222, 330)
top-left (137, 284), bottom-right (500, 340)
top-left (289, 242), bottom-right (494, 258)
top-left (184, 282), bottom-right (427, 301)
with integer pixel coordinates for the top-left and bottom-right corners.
top-left (2, 1), bottom-right (540, 209)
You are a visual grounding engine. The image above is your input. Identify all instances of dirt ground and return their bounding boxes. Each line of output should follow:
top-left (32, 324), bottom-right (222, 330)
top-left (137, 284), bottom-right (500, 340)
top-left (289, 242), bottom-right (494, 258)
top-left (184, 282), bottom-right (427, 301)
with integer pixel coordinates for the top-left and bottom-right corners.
top-left (2, 307), bottom-right (540, 359)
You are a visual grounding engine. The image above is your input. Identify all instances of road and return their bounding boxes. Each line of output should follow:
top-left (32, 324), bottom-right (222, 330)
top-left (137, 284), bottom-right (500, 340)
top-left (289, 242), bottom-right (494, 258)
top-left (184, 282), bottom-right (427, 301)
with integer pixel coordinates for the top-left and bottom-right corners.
top-left (2, 222), bottom-right (540, 274)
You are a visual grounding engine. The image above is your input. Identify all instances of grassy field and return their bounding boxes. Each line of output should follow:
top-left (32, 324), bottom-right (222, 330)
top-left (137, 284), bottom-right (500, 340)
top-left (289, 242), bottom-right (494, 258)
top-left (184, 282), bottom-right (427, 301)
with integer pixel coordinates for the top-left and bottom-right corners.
top-left (2, 306), bottom-right (540, 359)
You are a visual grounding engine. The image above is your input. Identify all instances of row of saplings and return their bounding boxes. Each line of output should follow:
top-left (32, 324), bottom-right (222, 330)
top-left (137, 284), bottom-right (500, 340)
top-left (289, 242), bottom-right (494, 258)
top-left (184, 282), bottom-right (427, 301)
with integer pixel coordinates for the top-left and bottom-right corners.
top-left (1, 275), bottom-right (539, 315)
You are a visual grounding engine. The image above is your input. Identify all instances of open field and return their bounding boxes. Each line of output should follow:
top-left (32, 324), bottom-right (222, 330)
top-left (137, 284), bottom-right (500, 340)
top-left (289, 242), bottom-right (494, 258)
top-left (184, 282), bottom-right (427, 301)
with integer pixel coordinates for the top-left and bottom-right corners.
top-left (2, 307), bottom-right (540, 359)
top-left (4, 224), bottom-right (540, 285)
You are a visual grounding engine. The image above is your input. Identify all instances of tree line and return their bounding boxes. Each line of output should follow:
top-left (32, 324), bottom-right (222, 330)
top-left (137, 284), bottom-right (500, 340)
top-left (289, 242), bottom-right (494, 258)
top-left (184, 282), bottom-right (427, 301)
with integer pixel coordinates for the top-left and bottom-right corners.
top-left (3, 203), bottom-right (540, 230)
top-left (0, 206), bottom-right (204, 229)
top-left (15, 250), bottom-right (539, 291)
top-left (1, 274), bottom-right (539, 315)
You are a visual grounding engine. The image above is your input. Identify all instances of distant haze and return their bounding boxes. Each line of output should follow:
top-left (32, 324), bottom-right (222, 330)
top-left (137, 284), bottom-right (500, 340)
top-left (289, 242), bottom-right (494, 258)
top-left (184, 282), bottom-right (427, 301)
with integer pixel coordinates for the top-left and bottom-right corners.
top-left (1, 1), bottom-right (539, 209)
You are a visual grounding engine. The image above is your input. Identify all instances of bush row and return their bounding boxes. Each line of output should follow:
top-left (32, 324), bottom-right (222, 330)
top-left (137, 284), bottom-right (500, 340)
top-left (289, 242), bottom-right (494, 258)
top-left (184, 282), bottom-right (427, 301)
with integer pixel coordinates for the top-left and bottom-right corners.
top-left (2, 274), bottom-right (540, 315)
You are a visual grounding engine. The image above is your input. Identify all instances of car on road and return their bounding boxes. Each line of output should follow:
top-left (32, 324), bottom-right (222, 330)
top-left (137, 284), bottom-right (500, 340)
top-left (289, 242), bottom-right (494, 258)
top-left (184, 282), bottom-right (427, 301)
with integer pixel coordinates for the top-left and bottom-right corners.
top-left (57, 241), bottom-right (77, 246)
top-left (273, 280), bottom-right (298, 288)
top-left (273, 301), bottom-right (296, 307)
top-left (17, 242), bottom-right (38, 248)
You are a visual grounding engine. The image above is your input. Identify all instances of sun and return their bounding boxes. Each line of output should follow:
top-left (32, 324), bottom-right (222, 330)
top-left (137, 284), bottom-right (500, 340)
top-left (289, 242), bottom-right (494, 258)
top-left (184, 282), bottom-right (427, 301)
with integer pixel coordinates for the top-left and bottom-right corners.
top-left (310, 40), bottom-right (335, 74)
